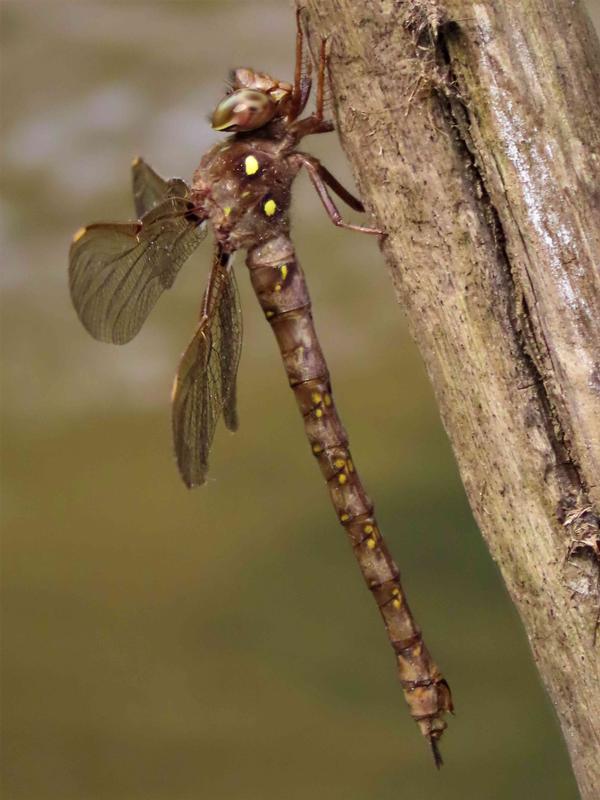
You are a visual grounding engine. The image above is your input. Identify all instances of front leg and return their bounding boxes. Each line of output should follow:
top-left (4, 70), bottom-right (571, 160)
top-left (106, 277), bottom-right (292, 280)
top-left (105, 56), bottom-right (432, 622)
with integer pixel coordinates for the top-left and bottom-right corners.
top-left (288, 6), bottom-right (313, 122)
top-left (287, 33), bottom-right (335, 140)
top-left (292, 153), bottom-right (384, 235)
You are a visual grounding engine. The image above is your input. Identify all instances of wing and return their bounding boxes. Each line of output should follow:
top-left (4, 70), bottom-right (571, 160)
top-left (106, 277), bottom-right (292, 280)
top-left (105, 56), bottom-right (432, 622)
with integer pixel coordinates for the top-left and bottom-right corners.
top-left (171, 248), bottom-right (242, 488)
top-left (218, 264), bottom-right (242, 432)
top-left (131, 157), bottom-right (190, 218)
top-left (69, 195), bottom-right (207, 344)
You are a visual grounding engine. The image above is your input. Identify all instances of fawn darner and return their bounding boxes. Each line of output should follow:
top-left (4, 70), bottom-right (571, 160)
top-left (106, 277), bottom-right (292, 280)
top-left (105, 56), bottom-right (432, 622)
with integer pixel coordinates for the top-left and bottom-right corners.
top-left (68, 9), bottom-right (452, 765)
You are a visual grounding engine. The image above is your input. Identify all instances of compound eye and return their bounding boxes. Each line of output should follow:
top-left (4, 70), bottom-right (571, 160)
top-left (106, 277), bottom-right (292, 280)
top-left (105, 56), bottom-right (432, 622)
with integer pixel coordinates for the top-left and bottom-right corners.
top-left (211, 89), bottom-right (276, 132)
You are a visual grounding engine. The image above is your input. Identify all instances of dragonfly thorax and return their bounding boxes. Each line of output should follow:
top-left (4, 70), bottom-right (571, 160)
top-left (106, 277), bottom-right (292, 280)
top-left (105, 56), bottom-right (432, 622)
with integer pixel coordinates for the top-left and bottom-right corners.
top-left (192, 138), bottom-right (299, 251)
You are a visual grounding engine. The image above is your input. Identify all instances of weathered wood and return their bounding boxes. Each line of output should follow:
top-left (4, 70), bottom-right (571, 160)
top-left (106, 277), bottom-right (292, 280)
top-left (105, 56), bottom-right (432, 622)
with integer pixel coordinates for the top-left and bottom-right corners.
top-left (302, 0), bottom-right (600, 795)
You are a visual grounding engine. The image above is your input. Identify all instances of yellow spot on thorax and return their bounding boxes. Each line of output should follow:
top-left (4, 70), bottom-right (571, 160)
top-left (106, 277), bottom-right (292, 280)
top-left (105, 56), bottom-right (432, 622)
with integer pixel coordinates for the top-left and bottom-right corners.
top-left (244, 154), bottom-right (259, 175)
top-left (72, 227), bottom-right (87, 243)
top-left (280, 264), bottom-right (288, 280)
top-left (131, 156), bottom-right (141, 167)
top-left (274, 283), bottom-right (282, 292)
top-left (312, 443), bottom-right (322, 454)
top-left (340, 513), bottom-right (350, 522)
top-left (223, 206), bottom-right (232, 217)
top-left (265, 310), bottom-right (275, 319)
top-left (263, 199), bottom-right (277, 216)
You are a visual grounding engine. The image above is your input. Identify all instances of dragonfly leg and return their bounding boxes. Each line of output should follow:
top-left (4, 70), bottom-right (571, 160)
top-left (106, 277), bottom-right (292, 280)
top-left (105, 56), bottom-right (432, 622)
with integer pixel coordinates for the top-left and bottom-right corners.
top-left (310, 159), bottom-right (365, 212)
top-left (286, 23), bottom-right (334, 139)
top-left (288, 7), bottom-right (313, 121)
top-left (293, 153), bottom-right (384, 235)
top-left (314, 34), bottom-right (327, 123)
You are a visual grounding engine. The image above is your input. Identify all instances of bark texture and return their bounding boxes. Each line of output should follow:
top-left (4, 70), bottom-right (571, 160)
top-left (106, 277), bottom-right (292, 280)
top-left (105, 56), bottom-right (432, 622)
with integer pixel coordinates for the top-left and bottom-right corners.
top-left (302, 0), bottom-right (600, 795)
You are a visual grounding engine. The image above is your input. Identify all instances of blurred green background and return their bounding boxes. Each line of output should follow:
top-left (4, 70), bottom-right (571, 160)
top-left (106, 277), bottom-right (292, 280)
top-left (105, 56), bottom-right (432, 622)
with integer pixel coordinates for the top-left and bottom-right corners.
top-left (3, 2), bottom-right (599, 798)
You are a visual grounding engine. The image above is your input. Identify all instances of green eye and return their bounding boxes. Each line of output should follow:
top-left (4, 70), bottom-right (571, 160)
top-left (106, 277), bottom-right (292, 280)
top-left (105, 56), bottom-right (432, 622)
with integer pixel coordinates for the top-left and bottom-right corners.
top-left (211, 89), bottom-right (276, 132)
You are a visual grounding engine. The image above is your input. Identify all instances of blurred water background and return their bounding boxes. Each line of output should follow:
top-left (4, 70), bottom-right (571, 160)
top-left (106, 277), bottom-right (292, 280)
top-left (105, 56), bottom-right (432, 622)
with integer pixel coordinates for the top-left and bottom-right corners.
top-left (3, 2), bottom-right (599, 798)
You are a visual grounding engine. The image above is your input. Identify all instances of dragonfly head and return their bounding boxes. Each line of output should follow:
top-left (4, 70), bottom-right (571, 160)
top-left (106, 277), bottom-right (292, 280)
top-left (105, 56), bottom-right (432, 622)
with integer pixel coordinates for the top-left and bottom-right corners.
top-left (211, 68), bottom-right (292, 132)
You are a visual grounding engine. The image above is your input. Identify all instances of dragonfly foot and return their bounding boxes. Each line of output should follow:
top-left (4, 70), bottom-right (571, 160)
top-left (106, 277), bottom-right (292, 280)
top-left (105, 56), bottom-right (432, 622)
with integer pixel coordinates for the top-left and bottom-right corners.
top-left (430, 736), bottom-right (444, 769)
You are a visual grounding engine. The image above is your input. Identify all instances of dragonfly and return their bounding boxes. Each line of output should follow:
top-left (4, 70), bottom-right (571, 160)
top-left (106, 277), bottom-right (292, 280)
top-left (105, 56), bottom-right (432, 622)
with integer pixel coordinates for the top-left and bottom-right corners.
top-left (68, 9), bottom-right (452, 765)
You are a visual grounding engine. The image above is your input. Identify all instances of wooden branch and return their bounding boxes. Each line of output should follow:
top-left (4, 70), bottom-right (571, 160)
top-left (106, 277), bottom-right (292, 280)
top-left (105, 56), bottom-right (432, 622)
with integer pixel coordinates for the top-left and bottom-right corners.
top-left (302, 0), bottom-right (600, 795)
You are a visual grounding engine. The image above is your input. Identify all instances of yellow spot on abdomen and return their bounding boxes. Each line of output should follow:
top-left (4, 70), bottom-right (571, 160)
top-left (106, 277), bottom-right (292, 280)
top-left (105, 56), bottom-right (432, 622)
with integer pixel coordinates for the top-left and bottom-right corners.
top-left (274, 283), bottom-right (282, 292)
top-left (265, 310), bottom-right (275, 319)
top-left (72, 227), bottom-right (87, 243)
top-left (312, 443), bottom-right (322, 454)
top-left (334, 458), bottom-right (346, 469)
top-left (340, 513), bottom-right (350, 522)
top-left (311, 392), bottom-right (322, 404)
top-left (244, 154), bottom-right (259, 175)
top-left (324, 394), bottom-right (332, 407)
top-left (264, 199), bottom-right (277, 216)
top-left (223, 206), bottom-right (232, 217)
top-left (315, 408), bottom-right (323, 418)
top-left (393, 598), bottom-right (402, 609)
top-left (363, 524), bottom-right (374, 534)
top-left (338, 473), bottom-right (347, 485)
top-left (280, 264), bottom-right (288, 280)
top-left (367, 537), bottom-right (377, 550)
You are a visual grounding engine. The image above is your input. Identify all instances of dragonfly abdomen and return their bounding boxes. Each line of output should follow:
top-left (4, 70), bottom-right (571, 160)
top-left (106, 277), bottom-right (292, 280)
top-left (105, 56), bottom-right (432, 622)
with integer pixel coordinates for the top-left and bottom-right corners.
top-left (247, 235), bottom-right (453, 763)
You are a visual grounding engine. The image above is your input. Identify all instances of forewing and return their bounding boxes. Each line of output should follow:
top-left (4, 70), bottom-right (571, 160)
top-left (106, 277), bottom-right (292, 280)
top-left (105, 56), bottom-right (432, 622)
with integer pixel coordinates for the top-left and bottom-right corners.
top-left (69, 197), bottom-right (207, 344)
top-left (132, 157), bottom-right (190, 218)
top-left (171, 253), bottom-right (242, 488)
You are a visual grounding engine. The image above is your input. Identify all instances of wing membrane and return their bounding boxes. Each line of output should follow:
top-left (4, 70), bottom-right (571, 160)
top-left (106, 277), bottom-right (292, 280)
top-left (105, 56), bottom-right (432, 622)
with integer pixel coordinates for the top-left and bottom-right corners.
top-left (132, 157), bottom-right (189, 218)
top-left (171, 250), bottom-right (242, 488)
top-left (218, 269), bottom-right (242, 432)
top-left (69, 196), bottom-right (207, 344)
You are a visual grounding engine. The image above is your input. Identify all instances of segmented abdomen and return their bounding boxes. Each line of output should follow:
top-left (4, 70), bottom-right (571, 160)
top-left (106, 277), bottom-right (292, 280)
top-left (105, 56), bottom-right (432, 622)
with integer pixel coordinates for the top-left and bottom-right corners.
top-left (246, 234), bottom-right (452, 761)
